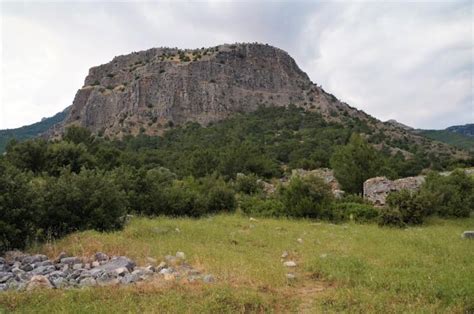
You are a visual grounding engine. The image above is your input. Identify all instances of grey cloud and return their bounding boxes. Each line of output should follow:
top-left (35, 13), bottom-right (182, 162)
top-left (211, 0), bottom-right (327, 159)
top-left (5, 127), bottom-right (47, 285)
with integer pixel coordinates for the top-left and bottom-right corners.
top-left (1, 1), bottom-right (472, 129)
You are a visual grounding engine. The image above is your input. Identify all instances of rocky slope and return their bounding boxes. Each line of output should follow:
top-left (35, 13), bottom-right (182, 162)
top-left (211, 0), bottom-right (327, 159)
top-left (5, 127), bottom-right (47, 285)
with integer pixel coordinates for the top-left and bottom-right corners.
top-left (46, 43), bottom-right (468, 159)
top-left (57, 43), bottom-right (364, 138)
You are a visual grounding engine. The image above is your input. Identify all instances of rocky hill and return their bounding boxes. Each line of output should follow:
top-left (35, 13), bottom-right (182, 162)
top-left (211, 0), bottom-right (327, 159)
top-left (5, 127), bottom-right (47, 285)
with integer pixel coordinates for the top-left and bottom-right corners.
top-left (58, 43), bottom-right (361, 138)
top-left (1, 42), bottom-right (463, 160)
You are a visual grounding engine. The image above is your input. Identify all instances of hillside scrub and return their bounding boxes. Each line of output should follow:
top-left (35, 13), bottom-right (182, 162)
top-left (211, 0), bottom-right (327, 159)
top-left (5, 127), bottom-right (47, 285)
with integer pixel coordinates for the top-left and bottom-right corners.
top-left (381, 170), bottom-right (474, 227)
top-left (1, 107), bottom-right (473, 251)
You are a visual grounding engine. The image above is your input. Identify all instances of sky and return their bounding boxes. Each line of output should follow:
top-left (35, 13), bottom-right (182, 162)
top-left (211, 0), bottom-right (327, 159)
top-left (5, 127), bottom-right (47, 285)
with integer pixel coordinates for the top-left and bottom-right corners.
top-left (0, 0), bottom-right (472, 130)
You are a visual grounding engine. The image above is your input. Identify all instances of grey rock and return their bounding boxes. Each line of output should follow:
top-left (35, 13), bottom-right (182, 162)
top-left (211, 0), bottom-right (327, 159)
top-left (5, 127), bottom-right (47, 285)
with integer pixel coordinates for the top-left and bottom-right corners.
top-left (176, 252), bottom-right (186, 260)
top-left (202, 274), bottom-right (215, 283)
top-left (50, 277), bottom-right (68, 289)
top-left (363, 176), bottom-right (425, 206)
top-left (159, 268), bottom-right (173, 275)
top-left (19, 264), bottom-right (33, 272)
top-left (22, 254), bottom-right (48, 265)
top-left (0, 257), bottom-right (5, 264)
top-left (0, 284), bottom-right (7, 291)
top-left (120, 273), bottom-right (140, 284)
top-left (0, 272), bottom-right (13, 283)
top-left (26, 275), bottom-right (53, 290)
top-left (94, 252), bottom-right (109, 262)
top-left (283, 261), bottom-right (297, 267)
top-left (72, 263), bottom-right (83, 270)
top-left (56, 252), bottom-right (68, 261)
top-left (61, 257), bottom-right (82, 265)
top-left (462, 231), bottom-right (474, 239)
top-left (114, 267), bottom-right (129, 276)
top-left (286, 273), bottom-right (296, 280)
top-left (79, 277), bottom-right (97, 287)
top-left (32, 265), bottom-right (56, 276)
top-left (96, 272), bottom-right (118, 286)
top-left (95, 256), bottom-right (135, 273)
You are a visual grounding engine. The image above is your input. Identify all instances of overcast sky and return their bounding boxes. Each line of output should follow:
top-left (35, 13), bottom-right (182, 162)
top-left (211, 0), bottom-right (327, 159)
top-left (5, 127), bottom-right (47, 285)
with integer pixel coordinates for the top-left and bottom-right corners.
top-left (1, 0), bottom-right (472, 130)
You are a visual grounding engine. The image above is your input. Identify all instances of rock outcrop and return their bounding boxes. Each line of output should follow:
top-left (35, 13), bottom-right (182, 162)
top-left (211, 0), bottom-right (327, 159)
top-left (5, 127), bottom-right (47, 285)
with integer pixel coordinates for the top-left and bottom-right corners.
top-left (56, 43), bottom-right (362, 138)
top-left (363, 176), bottom-right (425, 206)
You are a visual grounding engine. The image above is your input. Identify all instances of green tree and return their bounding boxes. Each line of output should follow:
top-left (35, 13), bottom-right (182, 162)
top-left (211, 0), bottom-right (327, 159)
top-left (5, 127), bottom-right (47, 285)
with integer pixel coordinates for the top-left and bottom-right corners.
top-left (330, 133), bottom-right (385, 194)
top-left (278, 175), bottom-right (333, 218)
top-left (0, 162), bottom-right (40, 252)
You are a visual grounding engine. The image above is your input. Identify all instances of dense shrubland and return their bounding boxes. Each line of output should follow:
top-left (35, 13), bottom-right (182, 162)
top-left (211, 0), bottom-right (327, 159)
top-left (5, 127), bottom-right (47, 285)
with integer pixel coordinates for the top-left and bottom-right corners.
top-left (0, 106), bottom-right (472, 252)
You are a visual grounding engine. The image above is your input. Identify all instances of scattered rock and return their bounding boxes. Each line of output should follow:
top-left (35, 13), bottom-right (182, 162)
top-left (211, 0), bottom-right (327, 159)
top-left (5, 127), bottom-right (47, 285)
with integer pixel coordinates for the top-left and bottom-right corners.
top-left (80, 277), bottom-right (97, 287)
top-left (286, 273), bottom-right (296, 280)
top-left (462, 231), bottom-right (474, 239)
top-left (0, 251), bottom-right (212, 292)
top-left (320, 254), bottom-right (327, 259)
top-left (202, 274), bottom-right (215, 283)
top-left (283, 261), bottom-right (297, 267)
top-left (281, 251), bottom-right (289, 259)
top-left (163, 273), bottom-right (176, 281)
top-left (297, 238), bottom-right (303, 244)
top-left (94, 252), bottom-right (109, 262)
top-left (61, 257), bottom-right (82, 265)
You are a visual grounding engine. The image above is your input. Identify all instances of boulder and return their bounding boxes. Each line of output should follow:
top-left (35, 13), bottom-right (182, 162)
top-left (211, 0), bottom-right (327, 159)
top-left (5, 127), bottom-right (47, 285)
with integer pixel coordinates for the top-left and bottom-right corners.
top-left (363, 176), bottom-right (425, 206)
top-left (26, 275), bottom-right (53, 291)
top-left (95, 256), bottom-right (135, 273)
top-left (462, 231), bottom-right (474, 239)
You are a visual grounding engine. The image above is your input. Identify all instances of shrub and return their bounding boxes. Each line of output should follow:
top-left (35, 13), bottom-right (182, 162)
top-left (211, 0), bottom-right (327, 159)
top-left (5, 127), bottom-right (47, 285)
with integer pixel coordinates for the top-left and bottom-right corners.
top-left (421, 171), bottom-right (474, 218)
top-left (331, 202), bottom-right (379, 223)
top-left (206, 185), bottom-right (236, 213)
top-left (386, 189), bottom-right (427, 225)
top-left (278, 175), bottom-right (333, 218)
top-left (239, 195), bottom-right (285, 217)
top-left (234, 173), bottom-right (263, 195)
top-left (0, 163), bottom-right (39, 252)
top-left (39, 169), bottom-right (127, 237)
top-left (378, 207), bottom-right (406, 228)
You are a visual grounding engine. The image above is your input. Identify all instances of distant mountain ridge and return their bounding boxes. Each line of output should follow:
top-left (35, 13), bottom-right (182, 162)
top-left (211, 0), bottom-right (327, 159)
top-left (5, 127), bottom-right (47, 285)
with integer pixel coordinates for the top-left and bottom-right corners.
top-left (416, 123), bottom-right (474, 152)
top-left (0, 107), bottom-right (70, 153)
top-left (446, 124), bottom-right (473, 137)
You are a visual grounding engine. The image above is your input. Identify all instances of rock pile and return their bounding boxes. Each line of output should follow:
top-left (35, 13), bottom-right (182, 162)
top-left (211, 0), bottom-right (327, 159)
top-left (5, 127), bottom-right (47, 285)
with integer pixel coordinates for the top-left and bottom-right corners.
top-left (0, 251), bottom-right (213, 292)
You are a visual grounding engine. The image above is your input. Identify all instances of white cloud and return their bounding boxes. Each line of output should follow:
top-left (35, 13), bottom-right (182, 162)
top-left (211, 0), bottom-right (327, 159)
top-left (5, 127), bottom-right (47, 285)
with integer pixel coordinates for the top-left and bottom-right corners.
top-left (0, 1), bottom-right (472, 129)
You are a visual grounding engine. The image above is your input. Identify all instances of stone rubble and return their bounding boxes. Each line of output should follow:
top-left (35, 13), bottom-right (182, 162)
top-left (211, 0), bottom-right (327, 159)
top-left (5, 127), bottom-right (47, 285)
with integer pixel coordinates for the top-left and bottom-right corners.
top-left (0, 251), bottom-right (214, 292)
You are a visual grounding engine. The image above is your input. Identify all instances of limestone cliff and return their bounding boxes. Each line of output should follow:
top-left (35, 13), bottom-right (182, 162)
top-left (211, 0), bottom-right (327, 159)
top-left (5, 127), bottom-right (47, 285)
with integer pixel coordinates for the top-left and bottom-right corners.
top-left (60, 43), bottom-right (359, 137)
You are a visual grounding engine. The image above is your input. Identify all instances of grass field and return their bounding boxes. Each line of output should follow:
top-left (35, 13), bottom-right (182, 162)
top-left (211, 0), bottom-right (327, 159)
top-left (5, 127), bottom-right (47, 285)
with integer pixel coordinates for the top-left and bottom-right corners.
top-left (0, 214), bottom-right (473, 313)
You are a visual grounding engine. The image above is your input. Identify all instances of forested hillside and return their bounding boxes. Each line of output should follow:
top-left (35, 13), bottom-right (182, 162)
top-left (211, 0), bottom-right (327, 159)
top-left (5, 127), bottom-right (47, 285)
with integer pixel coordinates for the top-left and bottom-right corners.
top-left (0, 108), bottom-right (69, 153)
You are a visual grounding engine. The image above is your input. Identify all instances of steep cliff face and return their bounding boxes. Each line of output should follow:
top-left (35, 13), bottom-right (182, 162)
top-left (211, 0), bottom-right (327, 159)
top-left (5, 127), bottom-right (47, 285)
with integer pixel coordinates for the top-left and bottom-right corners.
top-left (56, 43), bottom-right (468, 159)
top-left (61, 43), bottom-right (355, 137)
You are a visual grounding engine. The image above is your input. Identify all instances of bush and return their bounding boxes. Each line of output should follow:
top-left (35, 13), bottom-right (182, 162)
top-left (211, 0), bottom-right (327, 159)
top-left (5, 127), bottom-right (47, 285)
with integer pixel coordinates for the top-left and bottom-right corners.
top-left (0, 163), bottom-right (39, 252)
top-left (378, 207), bottom-right (406, 228)
top-left (331, 202), bottom-right (379, 223)
top-left (239, 195), bottom-right (284, 217)
top-left (39, 169), bottom-right (127, 238)
top-left (206, 185), bottom-right (236, 213)
top-left (421, 171), bottom-right (474, 218)
top-left (386, 189), bottom-right (427, 225)
top-left (234, 173), bottom-right (263, 195)
top-left (278, 175), bottom-right (333, 218)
